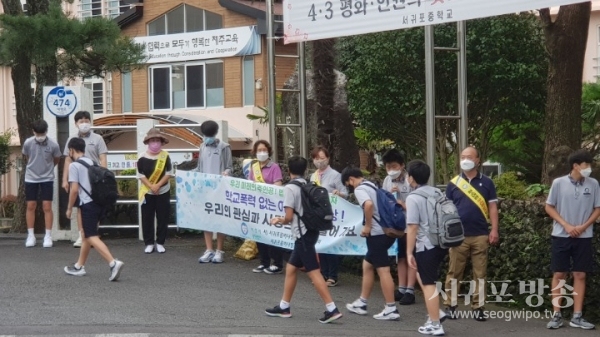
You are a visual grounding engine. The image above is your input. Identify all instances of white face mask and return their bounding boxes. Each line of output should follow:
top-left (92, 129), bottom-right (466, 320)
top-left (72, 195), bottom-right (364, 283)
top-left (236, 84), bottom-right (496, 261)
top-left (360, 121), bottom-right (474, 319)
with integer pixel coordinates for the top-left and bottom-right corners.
top-left (580, 167), bottom-right (592, 178)
top-left (256, 152), bottom-right (269, 162)
top-left (78, 123), bottom-right (91, 134)
top-left (314, 159), bottom-right (329, 170)
top-left (387, 170), bottom-right (401, 179)
top-left (460, 159), bottom-right (476, 171)
top-left (35, 135), bottom-right (47, 143)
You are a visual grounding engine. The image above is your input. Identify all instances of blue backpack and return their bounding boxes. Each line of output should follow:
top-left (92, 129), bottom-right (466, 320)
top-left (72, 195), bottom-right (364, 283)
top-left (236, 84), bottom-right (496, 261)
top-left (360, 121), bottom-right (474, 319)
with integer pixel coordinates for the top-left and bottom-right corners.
top-left (362, 183), bottom-right (406, 238)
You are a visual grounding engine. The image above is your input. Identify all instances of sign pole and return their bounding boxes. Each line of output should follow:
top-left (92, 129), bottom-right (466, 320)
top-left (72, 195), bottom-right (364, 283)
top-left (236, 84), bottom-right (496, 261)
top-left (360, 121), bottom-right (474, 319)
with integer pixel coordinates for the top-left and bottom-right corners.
top-left (425, 26), bottom-right (436, 187)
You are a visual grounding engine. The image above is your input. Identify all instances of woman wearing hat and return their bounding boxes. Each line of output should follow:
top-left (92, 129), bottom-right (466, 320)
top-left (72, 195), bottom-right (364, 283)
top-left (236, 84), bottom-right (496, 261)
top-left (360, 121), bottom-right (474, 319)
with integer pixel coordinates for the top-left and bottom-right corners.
top-left (138, 128), bottom-right (173, 254)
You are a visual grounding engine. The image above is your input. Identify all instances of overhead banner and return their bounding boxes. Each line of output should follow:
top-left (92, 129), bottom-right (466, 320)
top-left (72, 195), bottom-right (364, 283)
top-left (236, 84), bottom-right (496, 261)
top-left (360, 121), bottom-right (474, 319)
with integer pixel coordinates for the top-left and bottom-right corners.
top-left (135, 26), bottom-right (261, 63)
top-left (176, 171), bottom-right (397, 255)
top-left (283, 0), bottom-right (588, 44)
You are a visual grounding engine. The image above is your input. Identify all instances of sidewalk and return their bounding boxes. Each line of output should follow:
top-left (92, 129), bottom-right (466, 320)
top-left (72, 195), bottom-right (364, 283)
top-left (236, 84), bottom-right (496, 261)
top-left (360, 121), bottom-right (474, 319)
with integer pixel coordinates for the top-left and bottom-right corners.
top-left (0, 234), bottom-right (594, 336)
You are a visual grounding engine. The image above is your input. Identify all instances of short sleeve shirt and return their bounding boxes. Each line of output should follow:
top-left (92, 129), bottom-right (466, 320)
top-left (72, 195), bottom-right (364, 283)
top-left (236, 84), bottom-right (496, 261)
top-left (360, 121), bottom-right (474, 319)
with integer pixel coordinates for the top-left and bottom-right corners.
top-left (406, 185), bottom-right (438, 252)
top-left (284, 178), bottom-right (307, 239)
top-left (382, 172), bottom-right (412, 202)
top-left (22, 136), bottom-right (61, 183)
top-left (248, 160), bottom-right (283, 185)
top-left (354, 180), bottom-right (384, 236)
top-left (546, 175), bottom-right (600, 238)
top-left (137, 151), bottom-right (174, 196)
top-left (310, 167), bottom-right (348, 196)
top-left (446, 172), bottom-right (498, 236)
top-left (68, 157), bottom-right (94, 205)
top-left (64, 132), bottom-right (108, 164)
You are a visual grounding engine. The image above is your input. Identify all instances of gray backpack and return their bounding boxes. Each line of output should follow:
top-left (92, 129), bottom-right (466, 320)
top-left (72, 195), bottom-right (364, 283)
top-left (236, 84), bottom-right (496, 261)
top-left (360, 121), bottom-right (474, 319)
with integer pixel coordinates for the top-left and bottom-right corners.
top-left (411, 188), bottom-right (464, 249)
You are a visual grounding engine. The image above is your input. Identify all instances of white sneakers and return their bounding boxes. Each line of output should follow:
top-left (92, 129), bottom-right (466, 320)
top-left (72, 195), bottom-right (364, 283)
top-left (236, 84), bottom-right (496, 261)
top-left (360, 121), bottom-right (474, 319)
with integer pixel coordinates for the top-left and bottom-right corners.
top-left (73, 233), bottom-right (82, 248)
top-left (43, 236), bottom-right (53, 248)
top-left (25, 236), bottom-right (52, 248)
top-left (25, 236), bottom-right (36, 247)
top-left (144, 244), bottom-right (166, 254)
top-left (198, 249), bottom-right (224, 263)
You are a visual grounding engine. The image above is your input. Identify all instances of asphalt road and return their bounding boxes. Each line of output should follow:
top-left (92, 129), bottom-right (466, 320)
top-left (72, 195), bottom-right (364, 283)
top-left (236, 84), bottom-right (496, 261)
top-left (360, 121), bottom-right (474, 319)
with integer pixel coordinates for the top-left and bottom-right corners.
top-left (0, 234), bottom-right (595, 336)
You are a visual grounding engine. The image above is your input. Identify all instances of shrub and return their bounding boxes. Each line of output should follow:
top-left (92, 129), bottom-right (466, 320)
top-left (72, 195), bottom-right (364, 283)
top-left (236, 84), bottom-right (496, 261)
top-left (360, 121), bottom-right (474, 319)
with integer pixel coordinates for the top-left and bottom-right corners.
top-left (526, 183), bottom-right (550, 198)
top-left (0, 195), bottom-right (17, 218)
top-left (493, 171), bottom-right (528, 200)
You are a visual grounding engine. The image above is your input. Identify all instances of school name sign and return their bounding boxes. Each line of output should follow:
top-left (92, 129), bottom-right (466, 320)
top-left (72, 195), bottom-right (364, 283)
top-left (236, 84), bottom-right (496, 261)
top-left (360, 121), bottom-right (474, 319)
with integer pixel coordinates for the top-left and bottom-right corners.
top-left (283, 0), bottom-right (588, 44)
top-left (176, 172), bottom-right (393, 255)
top-left (135, 26), bottom-right (261, 64)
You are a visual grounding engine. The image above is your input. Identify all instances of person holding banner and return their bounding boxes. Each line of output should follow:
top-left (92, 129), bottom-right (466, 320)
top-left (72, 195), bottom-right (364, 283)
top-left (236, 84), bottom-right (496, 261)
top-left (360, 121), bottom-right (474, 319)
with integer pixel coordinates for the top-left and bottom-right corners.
top-left (248, 140), bottom-right (284, 274)
top-left (310, 146), bottom-right (347, 287)
top-left (196, 120), bottom-right (233, 264)
top-left (443, 146), bottom-right (499, 321)
top-left (265, 156), bottom-right (343, 324)
top-left (137, 128), bottom-right (173, 254)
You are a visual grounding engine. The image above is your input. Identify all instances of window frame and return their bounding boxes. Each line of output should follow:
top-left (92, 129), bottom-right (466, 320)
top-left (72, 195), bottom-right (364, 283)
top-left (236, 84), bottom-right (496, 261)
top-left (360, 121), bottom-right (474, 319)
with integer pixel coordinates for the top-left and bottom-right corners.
top-left (148, 60), bottom-right (224, 111)
top-left (146, 4), bottom-right (222, 36)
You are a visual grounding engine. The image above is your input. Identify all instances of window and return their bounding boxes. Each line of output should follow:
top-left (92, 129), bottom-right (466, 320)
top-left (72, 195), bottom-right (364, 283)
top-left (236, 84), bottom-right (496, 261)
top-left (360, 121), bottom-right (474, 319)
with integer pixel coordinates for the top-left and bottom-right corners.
top-left (149, 62), bottom-right (224, 110)
top-left (243, 56), bottom-right (255, 106)
top-left (83, 80), bottom-right (105, 114)
top-left (122, 72), bottom-right (132, 113)
top-left (79, 0), bottom-right (102, 19)
top-left (147, 5), bottom-right (222, 36)
top-left (106, 0), bottom-right (130, 19)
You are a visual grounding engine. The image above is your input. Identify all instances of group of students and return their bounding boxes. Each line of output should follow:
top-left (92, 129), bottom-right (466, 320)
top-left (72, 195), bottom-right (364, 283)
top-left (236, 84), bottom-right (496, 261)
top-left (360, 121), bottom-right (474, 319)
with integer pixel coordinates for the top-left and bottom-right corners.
top-left (21, 111), bottom-right (598, 333)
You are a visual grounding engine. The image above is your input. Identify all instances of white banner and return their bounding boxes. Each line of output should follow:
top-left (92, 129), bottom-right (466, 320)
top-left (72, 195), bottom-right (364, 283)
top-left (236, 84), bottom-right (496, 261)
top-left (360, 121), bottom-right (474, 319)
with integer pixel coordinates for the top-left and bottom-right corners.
top-left (135, 26), bottom-right (261, 64)
top-left (107, 153), bottom-right (193, 171)
top-left (283, 0), bottom-right (588, 44)
top-left (176, 171), bottom-right (397, 255)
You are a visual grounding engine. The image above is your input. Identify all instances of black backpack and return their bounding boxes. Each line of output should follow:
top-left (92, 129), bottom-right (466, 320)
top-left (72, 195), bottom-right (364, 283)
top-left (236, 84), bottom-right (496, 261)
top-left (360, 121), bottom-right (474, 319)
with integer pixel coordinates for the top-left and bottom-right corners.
top-left (288, 180), bottom-right (334, 232)
top-left (76, 159), bottom-right (119, 207)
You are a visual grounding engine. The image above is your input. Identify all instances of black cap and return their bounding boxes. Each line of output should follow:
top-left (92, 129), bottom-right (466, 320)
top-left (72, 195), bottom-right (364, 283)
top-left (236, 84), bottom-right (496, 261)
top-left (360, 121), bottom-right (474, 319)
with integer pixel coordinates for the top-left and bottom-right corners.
top-left (200, 120), bottom-right (219, 137)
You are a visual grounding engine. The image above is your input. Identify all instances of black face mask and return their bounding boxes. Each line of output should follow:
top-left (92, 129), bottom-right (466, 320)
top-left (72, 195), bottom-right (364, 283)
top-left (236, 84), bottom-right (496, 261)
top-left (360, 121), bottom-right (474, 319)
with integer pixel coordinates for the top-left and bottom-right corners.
top-left (346, 184), bottom-right (355, 194)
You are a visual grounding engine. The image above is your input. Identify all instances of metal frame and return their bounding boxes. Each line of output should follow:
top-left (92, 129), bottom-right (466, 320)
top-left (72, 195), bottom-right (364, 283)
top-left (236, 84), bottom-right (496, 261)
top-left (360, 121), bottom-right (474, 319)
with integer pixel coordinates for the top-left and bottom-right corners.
top-left (266, 0), bottom-right (307, 162)
top-left (425, 21), bottom-right (468, 186)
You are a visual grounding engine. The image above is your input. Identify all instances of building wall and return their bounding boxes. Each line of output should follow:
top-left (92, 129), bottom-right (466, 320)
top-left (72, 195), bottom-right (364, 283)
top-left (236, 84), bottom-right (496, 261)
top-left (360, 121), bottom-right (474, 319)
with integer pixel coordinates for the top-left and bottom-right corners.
top-left (583, 8), bottom-right (600, 83)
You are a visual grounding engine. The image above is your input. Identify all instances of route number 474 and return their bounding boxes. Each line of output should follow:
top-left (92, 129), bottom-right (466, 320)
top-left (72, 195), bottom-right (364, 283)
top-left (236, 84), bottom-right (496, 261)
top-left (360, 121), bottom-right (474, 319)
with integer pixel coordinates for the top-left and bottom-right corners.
top-left (53, 99), bottom-right (71, 107)
top-left (308, 3), bottom-right (333, 21)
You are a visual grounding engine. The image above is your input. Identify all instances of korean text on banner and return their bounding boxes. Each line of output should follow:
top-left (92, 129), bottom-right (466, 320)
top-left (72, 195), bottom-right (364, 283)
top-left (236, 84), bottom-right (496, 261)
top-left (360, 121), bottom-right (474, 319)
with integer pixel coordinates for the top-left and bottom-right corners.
top-left (176, 171), bottom-right (396, 255)
top-left (282, 0), bottom-right (588, 44)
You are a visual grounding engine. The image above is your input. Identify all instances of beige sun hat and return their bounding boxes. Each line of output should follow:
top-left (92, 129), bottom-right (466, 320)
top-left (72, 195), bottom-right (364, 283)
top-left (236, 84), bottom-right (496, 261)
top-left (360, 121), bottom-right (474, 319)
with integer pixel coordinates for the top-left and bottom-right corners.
top-left (143, 128), bottom-right (169, 145)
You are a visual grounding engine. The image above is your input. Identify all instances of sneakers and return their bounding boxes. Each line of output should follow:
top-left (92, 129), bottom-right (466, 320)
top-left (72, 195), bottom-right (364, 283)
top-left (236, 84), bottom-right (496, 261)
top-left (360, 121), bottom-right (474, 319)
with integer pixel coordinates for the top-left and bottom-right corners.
top-left (253, 265), bottom-right (267, 273)
top-left (373, 307), bottom-right (400, 321)
top-left (426, 309), bottom-right (449, 324)
top-left (399, 292), bottom-right (416, 305)
top-left (265, 305), bottom-right (292, 318)
top-left (109, 260), bottom-right (124, 281)
top-left (73, 234), bottom-right (82, 248)
top-left (198, 250), bottom-right (215, 263)
top-left (418, 322), bottom-right (445, 336)
top-left (547, 312), bottom-right (563, 329)
top-left (156, 244), bottom-right (166, 253)
top-left (445, 306), bottom-right (458, 320)
top-left (25, 236), bottom-right (36, 247)
top-left (264, 265), bottom-right (283, 274)
top-left (43, 236), bottom-right (53, 248)
top-left (212, 250), bottom-right (224, 263)
top-left (473, 307), bottom-right (486, 321)
top-left (570, 316), bottom-right (595, 330)
top-left (144, 245), bottom-right (154, 254)
top-left (394, 289), bottom-right (404, 302)
top-left (64, 264), bottom-right (86, 276)
top-left (346, 299), bottom-right (368, 315)
top-left (326, 279), bottom-right (338, 287)
top-left (319, 308), bottom-right (343, 324)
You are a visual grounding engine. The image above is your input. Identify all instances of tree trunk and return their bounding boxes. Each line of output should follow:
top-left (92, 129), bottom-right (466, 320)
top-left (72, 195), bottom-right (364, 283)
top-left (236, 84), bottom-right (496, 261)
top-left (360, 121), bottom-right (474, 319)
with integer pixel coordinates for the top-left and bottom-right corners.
top-left (312, 39), bottom-right (336, 156)
top-left (539, 3), bottom-right (591, 184)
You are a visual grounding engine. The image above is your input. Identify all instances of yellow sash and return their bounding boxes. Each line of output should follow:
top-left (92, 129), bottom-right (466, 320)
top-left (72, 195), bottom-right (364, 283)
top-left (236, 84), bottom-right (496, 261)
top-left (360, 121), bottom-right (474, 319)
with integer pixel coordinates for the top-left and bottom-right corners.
top-left (252, 161), bottom-right (265, 183)
top-left (450, 175), bottom-right (489, 222)
top-left (312, 171), bottom-right (321, 186)
top-left (139, 151), bottom-right (168, 203)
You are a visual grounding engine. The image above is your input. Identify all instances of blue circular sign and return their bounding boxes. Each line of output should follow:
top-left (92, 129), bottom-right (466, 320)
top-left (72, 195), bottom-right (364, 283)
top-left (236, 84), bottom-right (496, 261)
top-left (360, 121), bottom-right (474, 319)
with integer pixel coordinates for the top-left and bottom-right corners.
top-left (45, 86), bottom-right (78, 118)
top-left (241, 222), bottom-right (249, 236)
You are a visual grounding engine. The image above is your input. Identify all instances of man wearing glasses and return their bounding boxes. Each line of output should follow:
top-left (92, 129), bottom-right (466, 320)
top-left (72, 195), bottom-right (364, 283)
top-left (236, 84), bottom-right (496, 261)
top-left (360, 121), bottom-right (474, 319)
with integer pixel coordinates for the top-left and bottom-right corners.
top-left (545, 149), bottom-right (600, 330)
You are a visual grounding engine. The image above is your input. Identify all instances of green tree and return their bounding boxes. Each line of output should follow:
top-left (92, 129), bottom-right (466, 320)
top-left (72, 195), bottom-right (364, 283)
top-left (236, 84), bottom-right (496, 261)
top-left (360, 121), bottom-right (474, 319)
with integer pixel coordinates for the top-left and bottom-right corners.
top-left (0, 0), bottom-right (146, 231)
top-left (539, 3), bottom-right (591, 184)
top-left (339, 13), bottom-right (547, 183)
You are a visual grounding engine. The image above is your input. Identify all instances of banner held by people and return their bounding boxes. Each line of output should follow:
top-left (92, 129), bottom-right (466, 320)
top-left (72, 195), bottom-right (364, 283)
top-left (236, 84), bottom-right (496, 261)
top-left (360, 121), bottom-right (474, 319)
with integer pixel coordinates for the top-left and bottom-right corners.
top-left (176, 171), bottom-right (396, 255)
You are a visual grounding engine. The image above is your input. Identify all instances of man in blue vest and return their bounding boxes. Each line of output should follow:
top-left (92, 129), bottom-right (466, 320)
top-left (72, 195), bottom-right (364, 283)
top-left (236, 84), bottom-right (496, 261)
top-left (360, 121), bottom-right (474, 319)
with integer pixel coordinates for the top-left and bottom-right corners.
top-left (443, 146), bottom-right (499, 321)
